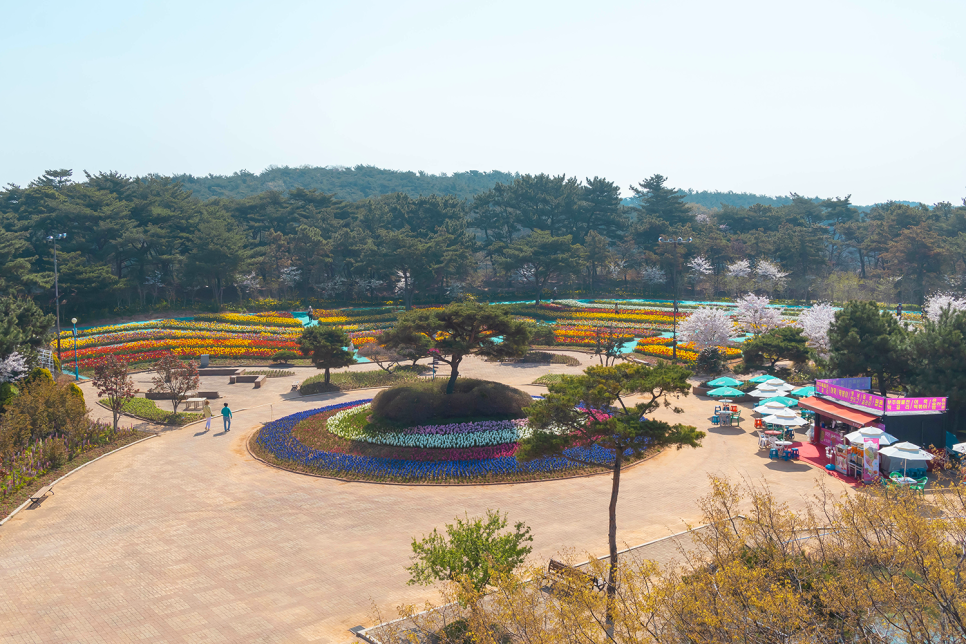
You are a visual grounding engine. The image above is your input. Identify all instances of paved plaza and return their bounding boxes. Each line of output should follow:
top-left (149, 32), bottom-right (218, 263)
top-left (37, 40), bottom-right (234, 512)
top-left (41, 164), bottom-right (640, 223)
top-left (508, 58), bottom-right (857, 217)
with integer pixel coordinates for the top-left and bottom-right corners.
top-left (0, 353), bottom-right (850, 643)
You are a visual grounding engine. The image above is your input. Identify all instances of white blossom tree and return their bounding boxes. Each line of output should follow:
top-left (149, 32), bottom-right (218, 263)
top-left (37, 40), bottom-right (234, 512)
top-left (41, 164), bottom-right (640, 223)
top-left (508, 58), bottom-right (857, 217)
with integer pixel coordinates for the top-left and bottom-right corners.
top-left (754, 259), bottom-right (790, 295)
top-left (923, 292), bottom-right (966, 323)
top-left (0, 352), bottom-right (29, 383)
top-left (677, 307), bottom-right (733, 349)
top-left (798, 302), bottom-right (836, 359)
top-left (641, 265), bottom-right (666, 286)
top-left (687, 256), bottom-right (713, 295)
top-left (726, 259), bottom-right (751, 296)
top-left (735, 292), bottom-right (783, 336)
top-left (236, 270), bottom-right (261, 302)
top-left (280, 266), bottom-right (301, 288)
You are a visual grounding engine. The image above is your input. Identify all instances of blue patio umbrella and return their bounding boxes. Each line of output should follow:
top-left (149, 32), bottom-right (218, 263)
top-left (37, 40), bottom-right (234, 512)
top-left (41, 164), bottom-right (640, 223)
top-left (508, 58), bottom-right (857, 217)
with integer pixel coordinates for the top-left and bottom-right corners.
top-left (747, 374), bottom-right (774, 384)
top-left (707, 376), bottom-right (743, 387)
top-left (706, 386), bottom-right (744, 397)
top-left (791, 385), bottom-right (816, 398)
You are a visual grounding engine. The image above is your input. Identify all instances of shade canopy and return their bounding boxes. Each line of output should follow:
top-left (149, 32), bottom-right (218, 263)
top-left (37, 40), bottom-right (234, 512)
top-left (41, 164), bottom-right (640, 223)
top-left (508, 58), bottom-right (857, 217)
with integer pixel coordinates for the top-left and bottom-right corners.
top-left (707, 386), bottom-right (744, 397)
top-left (753, 400), bottom-right (789, 414)
top-left (764, 377), bottom-right (787, 387)
top-left (844, 427), bottom-right (899, 446)
top-left (747, 374), bottom-right (774, 384)
top-left (760, 396), bottom-right (798, 407)
top-left (763, 413), bottom-right (807, 427)
top-left (879, 442), bottom-right (934, 461)
top-left (791, 386), bottom-right (816, 398)
top-left (707, 376), bottom-right (743, 387)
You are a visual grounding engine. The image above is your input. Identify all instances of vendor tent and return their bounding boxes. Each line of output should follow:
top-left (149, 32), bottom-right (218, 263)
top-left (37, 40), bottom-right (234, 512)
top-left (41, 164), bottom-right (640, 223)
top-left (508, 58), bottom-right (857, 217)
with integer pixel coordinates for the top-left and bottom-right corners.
top-left (791, 385), bottom-right (816, 398)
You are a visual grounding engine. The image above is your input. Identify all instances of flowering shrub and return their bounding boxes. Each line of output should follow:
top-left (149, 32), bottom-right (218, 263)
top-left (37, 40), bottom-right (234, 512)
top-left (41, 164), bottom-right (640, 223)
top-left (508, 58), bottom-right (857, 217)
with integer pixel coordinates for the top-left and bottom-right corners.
top-left (256, 401), bottom-right (630, 482)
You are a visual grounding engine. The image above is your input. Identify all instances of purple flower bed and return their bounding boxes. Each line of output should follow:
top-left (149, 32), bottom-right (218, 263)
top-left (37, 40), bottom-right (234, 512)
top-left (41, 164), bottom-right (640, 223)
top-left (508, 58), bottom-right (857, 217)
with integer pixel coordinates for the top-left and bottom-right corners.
top-left (256, 401), bottom-right (631, 481)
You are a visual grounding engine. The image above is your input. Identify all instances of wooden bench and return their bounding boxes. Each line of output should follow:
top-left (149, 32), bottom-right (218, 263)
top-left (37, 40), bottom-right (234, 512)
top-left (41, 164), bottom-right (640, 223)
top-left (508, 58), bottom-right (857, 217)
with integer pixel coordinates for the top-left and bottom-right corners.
top-left (546, 559), bottom-right (605, 594)
top-left (29, 484), bottom-right (54, 504)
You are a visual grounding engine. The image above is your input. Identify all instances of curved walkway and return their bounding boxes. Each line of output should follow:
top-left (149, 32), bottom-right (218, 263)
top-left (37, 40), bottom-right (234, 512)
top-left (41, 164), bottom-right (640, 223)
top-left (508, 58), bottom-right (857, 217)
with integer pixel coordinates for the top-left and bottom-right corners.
top-left (0, 354), bottom-right (850, 643)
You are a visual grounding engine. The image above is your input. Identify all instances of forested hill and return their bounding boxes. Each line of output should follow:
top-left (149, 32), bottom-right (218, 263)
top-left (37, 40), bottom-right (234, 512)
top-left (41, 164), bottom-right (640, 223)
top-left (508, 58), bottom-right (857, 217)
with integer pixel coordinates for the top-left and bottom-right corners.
top-left (174, 164), bottom-right (922, 211)
top-left (172, 165), bottom-right (518, 201)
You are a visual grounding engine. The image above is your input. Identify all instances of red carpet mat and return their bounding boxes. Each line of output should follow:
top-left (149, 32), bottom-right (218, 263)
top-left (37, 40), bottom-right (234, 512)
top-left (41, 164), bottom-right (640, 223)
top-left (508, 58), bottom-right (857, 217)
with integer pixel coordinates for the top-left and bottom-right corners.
top-left (792, 441), bottom-right (860, 487)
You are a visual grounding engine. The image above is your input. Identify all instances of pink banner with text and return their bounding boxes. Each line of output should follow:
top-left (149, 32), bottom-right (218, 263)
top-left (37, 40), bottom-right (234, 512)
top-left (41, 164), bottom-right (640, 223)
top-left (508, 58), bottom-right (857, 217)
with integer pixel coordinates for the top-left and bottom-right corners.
top-left (815, 380), bottom-right (946, 413)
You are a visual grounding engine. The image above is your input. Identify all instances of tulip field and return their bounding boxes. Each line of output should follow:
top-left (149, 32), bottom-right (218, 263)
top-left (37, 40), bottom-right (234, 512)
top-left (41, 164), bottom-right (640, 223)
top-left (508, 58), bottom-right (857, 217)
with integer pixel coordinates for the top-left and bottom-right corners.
top-left (254, 399), bottom-right (641, 483)
top-left (53, 297), bottom-right (758, 372)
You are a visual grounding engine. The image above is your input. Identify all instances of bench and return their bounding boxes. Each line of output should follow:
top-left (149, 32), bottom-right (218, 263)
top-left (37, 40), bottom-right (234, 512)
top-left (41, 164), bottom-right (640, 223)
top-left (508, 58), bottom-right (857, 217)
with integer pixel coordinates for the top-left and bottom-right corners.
top-left (30, 484), bottom-right (54, 504)
top-left (546, 559), bottom-right (605, 594)
top-left (229, 374), bottom-right (266, 388)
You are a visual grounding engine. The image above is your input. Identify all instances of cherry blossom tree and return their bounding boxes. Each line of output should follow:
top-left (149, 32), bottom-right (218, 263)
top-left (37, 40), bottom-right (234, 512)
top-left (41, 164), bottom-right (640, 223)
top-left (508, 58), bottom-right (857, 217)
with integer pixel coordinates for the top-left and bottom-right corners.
top-left (754, 260), bottom-right (790, 295)
top-left (92, 355), bottom-right (138, 432)
top-left (687, 256), bottom-right (713, 295)
top-left (923, 292), bottom-right (966, 323)
top-left (726, 259), bottom-right (751, 296)
top-left (0, 352), bottom-right (29, 384)
top-left (798, 302), bottom-right (836, 359)
top-left (677, 307), bottom-right (733, 349)
top-left (149, 354), bottom-right (200, 414)
top-left (640, 265), bottom-right (666, 288)
top-left (735, 293), bottom-right (783, 336)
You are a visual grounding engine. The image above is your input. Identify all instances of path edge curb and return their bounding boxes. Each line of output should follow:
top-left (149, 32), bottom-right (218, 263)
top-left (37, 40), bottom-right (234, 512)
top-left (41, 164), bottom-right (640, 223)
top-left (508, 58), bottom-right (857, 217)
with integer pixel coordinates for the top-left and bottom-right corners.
top-left (0, 433), bottom-right (159, 527)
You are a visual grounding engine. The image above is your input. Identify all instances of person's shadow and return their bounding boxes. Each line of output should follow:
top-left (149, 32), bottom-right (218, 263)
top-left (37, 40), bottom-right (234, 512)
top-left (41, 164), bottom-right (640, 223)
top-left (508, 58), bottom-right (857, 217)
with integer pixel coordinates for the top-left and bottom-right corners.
top-left (194, 428), bottom-right (210, 437)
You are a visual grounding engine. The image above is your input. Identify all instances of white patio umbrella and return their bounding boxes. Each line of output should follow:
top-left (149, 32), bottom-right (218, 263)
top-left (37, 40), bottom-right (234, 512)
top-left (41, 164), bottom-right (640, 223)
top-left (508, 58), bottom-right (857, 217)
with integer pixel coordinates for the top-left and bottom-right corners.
top-left (878, 441), bottom-right (934, 478)
top-left (762, 408), bottom-right (807, 427)
top-left (763, 378), bottom-right (788, 387)
top-left (844, 426), bottom-right (899, 446)
top-left (753, 400), bottom-right (789, 414)
top-left (750, 384), bottom-right (793, 398)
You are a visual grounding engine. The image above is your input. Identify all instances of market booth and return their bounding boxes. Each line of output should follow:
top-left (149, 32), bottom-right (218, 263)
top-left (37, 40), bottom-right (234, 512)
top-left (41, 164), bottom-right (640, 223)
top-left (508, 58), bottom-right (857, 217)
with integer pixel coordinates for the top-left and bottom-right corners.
top-left (797, 377), bottom-right (946, 481)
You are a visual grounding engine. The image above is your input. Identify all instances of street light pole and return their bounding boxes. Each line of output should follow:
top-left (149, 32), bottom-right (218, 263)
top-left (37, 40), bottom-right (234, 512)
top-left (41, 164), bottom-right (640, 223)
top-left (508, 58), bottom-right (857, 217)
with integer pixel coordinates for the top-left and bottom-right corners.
top-left (72, 317), bottom-right (79, 380)
top-left (657, 236), bottom-right (693, 360)
top-left (47, 233), bottom-right (67, 366)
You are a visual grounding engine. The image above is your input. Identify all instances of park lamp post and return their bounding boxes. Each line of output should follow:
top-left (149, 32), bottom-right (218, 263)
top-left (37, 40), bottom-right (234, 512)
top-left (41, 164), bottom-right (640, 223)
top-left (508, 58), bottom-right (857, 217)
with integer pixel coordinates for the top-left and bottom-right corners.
top-left (657, 236), bottom-right (693, 360)
top-left (71, 317), bottom-right (79, 380)
top-left (47, 232), bottom-right (67, 365)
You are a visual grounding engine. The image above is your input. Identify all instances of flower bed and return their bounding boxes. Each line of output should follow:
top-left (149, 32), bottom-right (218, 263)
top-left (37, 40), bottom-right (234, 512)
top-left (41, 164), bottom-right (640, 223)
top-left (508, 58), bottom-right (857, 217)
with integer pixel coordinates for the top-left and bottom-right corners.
top-left (633, 337), bottom-right (741, 362)
top-left (194, 312), bottom-right (303, 328)
top-left (254, 400), bottom-right (637, 483)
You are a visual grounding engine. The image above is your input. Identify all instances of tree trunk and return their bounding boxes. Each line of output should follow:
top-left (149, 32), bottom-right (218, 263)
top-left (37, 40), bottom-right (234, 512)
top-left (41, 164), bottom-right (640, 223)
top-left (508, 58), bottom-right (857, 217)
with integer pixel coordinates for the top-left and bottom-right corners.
top-left (605, 449), bottom-right (624, 632)
top-left (324, 367), bottom-right (330, 385)
top-left (446, 356), bottom-right (462, 394)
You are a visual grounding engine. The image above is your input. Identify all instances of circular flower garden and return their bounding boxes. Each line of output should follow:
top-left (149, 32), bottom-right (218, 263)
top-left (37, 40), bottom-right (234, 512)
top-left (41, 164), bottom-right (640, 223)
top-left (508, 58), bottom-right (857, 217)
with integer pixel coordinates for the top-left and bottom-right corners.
top-left (253, 398), bottom-right (639, 484)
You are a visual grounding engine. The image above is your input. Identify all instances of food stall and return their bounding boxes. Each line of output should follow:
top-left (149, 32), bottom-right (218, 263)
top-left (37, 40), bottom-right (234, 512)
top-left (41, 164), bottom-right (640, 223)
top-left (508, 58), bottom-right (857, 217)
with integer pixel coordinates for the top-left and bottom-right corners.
top-left (797, 378), bottom-right (946, 480)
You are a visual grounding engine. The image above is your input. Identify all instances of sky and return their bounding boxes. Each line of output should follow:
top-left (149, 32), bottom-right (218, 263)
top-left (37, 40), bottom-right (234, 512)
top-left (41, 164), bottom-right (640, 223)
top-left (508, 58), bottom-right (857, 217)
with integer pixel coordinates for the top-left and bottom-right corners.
top-left (2, 0), bottom-right (964, 205)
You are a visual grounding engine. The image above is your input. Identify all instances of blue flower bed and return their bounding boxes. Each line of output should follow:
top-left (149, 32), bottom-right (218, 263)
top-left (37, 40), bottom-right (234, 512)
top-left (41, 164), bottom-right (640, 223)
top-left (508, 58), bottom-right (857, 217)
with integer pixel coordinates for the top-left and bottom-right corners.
top-left (256, 400), bottom-right (631, 482)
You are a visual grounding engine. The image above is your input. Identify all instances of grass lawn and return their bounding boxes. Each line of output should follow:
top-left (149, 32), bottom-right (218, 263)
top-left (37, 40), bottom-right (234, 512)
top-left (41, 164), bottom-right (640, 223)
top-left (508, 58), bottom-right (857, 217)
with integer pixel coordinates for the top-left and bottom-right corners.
top-left (299, 365), bottom-right (423, 395)
top-left (99, 397), bottom-right (203, 426)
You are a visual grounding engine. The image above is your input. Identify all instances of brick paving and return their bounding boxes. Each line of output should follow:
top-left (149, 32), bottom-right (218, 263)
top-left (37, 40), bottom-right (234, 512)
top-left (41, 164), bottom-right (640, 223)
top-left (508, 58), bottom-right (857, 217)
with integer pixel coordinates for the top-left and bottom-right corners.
top-left (0, 353), bottom-right (850, 643)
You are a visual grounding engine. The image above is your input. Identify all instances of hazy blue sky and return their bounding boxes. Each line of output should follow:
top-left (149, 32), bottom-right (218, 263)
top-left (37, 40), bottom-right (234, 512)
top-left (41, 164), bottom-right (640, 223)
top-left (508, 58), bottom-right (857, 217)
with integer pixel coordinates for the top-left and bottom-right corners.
top-left (3, 0), bottom-right (964, 204)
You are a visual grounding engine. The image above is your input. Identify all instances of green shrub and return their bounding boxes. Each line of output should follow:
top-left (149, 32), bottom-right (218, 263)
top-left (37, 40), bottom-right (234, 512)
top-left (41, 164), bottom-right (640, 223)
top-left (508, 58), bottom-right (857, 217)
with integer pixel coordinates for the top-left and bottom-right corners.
top-left (525, 323), bottom-right (555, 346)
top-left (42, 440), bottom-right (68, 468)
top-left (271, 350), bottom-right (300, 363)
top-left (696, 347), bottom-right (724, 375)
top-left (370, 378), bottom-right (531, 425)
top-left (521, 351), bottom-right (580, 366)
top-left (533, 373), bottom-right (566, 386)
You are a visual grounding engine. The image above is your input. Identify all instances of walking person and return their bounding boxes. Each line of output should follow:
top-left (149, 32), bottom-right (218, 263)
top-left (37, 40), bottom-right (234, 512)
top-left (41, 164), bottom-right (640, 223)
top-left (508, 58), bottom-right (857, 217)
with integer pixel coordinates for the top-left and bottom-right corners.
top-left (222, 402), bottom-right (232, 432)
top-left (202, 400), bottom-right (213, 432)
